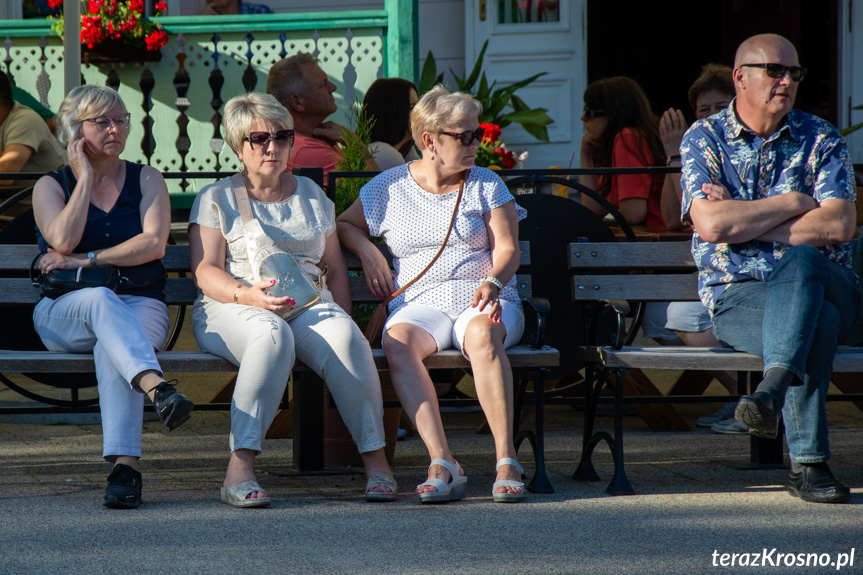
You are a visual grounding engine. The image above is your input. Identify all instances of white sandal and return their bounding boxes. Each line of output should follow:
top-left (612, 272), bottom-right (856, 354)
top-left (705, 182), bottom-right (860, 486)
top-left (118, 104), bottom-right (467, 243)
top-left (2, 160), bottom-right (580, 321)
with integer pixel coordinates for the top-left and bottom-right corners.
top-left (220, 480), bottom-right (272, 508)
top-left (493, 458), bottom-right (527, 503)
top-left (415, 458), bottom-right (467, 503)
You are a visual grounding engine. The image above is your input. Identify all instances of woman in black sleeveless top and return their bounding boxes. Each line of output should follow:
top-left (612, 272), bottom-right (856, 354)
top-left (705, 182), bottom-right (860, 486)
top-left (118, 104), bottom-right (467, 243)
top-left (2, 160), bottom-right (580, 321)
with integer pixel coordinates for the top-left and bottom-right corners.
top-left (31, 85), bottom-right (193, 509)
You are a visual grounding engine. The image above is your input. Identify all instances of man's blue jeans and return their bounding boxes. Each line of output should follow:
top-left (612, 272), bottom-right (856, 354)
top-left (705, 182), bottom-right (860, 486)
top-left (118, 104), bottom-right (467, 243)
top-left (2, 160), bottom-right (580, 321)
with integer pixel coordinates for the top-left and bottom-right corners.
top-left (712, 245), bottom-right (861, 463)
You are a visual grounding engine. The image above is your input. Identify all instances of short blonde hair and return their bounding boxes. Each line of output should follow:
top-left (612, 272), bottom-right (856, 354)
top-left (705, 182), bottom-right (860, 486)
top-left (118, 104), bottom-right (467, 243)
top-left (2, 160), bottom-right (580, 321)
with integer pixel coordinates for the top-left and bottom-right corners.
top-left (410, 85), bottom-right (483, 151)
top-left (56, 85), bottom-right (125, 146)
top-left (223, 92), bottom-right (293, 153)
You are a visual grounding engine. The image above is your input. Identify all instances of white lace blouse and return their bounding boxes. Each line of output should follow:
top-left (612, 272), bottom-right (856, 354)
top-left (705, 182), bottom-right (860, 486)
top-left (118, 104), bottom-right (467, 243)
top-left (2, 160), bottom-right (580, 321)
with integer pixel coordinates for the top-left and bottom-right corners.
top-left (189, 175), bottom-right (335, 291)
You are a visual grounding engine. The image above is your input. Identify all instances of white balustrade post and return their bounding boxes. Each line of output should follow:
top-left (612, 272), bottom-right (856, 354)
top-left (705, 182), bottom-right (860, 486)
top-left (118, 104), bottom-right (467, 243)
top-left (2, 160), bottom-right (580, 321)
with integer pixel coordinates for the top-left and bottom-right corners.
top-left (63, 0), bottom-right (81, 94)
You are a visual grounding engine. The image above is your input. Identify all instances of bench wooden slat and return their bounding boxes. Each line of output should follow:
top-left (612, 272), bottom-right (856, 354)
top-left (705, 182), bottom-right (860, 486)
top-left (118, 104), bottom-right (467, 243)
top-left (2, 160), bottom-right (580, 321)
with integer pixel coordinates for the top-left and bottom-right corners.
top-left (580, 346), bottom-right (863, 373)
top-left (569, 241), bottom-right (694, 270)
top-left (0, 345), bottom-right (559, 373)
top-left (572, 274), bottom-right (699, 302)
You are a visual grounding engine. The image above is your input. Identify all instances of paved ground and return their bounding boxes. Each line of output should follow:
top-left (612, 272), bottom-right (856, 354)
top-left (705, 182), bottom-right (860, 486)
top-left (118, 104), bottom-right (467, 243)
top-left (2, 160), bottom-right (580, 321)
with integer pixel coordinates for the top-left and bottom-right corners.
top-left (1, 403), bottom-right (862, 575)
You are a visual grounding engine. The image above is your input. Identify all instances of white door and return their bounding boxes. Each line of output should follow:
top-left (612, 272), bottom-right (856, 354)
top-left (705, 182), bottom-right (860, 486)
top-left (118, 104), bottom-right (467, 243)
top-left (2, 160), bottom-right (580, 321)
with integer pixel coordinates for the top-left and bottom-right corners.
top-left (465, 0), bottom-right (586, 169)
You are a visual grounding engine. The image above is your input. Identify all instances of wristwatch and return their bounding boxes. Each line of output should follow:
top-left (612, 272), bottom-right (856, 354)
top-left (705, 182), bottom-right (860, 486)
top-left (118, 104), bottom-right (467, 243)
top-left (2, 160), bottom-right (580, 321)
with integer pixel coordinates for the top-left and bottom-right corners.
top-left (87, 251), bottom-right (98, 267)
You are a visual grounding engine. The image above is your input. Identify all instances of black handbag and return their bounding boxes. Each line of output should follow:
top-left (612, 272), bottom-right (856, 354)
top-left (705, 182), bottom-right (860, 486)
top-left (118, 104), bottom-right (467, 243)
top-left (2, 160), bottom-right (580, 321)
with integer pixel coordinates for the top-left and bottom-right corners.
top-left (30, 248), bottom-right (122, 299)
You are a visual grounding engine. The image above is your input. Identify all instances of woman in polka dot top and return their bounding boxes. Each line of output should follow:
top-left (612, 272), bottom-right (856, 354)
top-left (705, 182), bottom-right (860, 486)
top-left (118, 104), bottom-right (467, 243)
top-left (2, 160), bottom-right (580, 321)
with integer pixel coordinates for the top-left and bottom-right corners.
top-left (338, 85), bottom-right (528, 504)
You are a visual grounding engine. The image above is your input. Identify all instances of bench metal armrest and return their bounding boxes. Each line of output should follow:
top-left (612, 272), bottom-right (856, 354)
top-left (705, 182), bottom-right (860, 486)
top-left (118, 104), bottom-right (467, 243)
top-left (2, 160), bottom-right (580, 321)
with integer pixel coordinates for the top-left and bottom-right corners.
top-left (604, 298), bottom-right (629, 350)
top-left (522, 296), bottom-right (550, 349)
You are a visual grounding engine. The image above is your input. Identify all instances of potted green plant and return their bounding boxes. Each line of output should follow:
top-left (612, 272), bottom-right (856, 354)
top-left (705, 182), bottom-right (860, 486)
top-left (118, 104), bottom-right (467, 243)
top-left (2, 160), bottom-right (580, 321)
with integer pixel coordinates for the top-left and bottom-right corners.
top-left (419, 40), bottom-right (554, 143)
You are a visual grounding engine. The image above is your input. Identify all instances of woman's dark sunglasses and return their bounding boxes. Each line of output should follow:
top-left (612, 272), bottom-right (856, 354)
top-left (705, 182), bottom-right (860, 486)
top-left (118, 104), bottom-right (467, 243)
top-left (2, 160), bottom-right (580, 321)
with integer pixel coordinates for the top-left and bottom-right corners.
top-left (440, 127), bottom-right (485, 146)
top-left (582, 106), bottom-right (605, 120)
top-left (740, 63), bottom-right (807, 82)
top-left (247, 129), bottom-right (295, 149)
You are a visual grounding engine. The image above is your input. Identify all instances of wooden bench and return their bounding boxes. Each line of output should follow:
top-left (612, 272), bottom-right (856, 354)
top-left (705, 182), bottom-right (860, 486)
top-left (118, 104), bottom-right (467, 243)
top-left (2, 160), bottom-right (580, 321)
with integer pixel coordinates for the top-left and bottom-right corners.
top-left (0, 242), bottom-right (559, 484)
top-left (569, 241), bottom-right (863, 495)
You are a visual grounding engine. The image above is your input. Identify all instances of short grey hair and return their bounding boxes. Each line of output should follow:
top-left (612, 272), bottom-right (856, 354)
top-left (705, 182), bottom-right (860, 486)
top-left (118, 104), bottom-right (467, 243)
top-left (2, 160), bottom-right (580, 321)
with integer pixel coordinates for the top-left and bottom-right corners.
top-left (56, 85), bottom-right (125, 146)
top-left (266, 52), bottom-right (318, 109)
top-left (223, 92), bottom-right (293, 153)
top-left (410, 85), bottom-right (483, 151)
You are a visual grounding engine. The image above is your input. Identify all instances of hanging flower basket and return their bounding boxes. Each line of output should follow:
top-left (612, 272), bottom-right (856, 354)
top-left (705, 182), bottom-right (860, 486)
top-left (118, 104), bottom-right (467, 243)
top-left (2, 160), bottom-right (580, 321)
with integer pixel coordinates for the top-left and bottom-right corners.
top-left (49, 0), bottom-right (169, 64)
top-left (82, 38), bottom-right (162, 64)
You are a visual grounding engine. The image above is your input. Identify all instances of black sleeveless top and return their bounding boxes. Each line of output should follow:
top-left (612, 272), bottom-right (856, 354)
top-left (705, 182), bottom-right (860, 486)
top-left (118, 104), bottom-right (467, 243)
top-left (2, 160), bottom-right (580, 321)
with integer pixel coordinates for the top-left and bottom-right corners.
top-left (36, 162), bottom-right (166, 302)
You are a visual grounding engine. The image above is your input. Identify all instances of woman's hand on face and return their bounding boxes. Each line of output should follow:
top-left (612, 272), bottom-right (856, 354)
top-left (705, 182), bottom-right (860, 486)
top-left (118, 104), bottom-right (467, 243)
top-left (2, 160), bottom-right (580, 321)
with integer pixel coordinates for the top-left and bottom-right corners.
top-left (38, 248), bottom-right (81, 274)
top-left (240, 279), bottom-right (296, 314)
top-left (67, 138), bottom-right (93, 182)
top-left (659, 108), bottom-right (687, 157)
top-left (580, 131), bottom-right (598, 160)
top-left (472, 282), bottom-right (502, 323)
top-left (360, 244), bottom-right (395, 297)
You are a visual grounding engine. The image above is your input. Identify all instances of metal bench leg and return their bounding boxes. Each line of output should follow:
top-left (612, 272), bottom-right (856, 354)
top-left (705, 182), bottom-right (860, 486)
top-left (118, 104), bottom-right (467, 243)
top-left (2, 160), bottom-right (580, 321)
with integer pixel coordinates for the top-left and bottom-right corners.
top-left (606, 369), bottom-right (634, 495)
top-left (517, 367), bottom-right (554, 493)
top-left (574, 365), bottom-right (602, 482)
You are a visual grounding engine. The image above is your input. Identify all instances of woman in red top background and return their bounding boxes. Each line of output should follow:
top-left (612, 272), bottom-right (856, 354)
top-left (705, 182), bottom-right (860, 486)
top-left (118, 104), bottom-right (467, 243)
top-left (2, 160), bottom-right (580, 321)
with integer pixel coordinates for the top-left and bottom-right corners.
top-left (578, 76), bottom-right (666, 227)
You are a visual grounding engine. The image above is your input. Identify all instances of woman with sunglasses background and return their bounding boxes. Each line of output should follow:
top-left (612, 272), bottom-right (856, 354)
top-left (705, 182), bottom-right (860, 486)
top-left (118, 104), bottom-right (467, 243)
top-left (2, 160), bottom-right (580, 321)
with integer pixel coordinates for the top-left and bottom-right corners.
top-left (362, 77), bottom-right (421, 170)
top-left (188, 92), bottom-right (396, 507)
top-left (578, 76), bottom-right (667, 227)
top-left (337, 85), bottom-right (528, 504)
top-left (31, 85), bottom-right (193, 509)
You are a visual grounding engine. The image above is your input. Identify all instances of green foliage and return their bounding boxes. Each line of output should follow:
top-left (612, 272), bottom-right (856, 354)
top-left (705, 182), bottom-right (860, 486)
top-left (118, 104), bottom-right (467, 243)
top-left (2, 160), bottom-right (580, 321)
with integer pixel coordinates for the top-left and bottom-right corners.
top-left (418, 40), bottom-right (554, 142)
top-left (840, 105), bottom-right (863, 138)
top-left (334, 101), bottom-right (375, 215)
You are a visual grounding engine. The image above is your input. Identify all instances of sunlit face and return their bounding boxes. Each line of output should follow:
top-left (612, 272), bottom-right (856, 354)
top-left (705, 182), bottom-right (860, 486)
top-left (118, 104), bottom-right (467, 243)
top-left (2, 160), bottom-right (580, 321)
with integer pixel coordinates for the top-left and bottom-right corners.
top-left (432, 118), bottom-right (481, 170)
top-left (694, 89), bottom-right (732, 120)
top-left (735, 40), bottom-right (800, 118)
top-left (236, 118), bottom-right (293, 179)
top-left (300, 63), bottom-right (337, 117)
top-left (80, 104), bottom-right (129, 157)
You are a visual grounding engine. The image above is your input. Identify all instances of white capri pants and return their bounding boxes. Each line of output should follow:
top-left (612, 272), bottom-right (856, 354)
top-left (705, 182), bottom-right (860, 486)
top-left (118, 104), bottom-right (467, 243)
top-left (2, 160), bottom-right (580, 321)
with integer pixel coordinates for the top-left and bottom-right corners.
top-left (192, 291), bottom-right (386, 455)
top-left (33, 288), bottom-right (170, 462)
top-left (384, 300), bottom-right (525, 356)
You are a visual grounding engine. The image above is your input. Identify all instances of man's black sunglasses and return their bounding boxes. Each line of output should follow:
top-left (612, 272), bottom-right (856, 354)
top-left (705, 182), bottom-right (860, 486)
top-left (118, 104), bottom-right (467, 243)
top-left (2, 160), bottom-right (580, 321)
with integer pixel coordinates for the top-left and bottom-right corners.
top-left (740, 63), bottom-right (807, 83)
top-left (247, 129), bottom-right (295, 149)
top-left (440, 127), bottom-right (485, 147)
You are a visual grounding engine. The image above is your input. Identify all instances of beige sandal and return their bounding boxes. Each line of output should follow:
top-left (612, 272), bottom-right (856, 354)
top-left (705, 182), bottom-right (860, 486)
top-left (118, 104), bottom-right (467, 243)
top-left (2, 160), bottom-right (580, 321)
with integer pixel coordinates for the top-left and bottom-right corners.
top-left (365, 473), bottom-right (398, 502)
top-left (220, 480), bottom-right (271, 508)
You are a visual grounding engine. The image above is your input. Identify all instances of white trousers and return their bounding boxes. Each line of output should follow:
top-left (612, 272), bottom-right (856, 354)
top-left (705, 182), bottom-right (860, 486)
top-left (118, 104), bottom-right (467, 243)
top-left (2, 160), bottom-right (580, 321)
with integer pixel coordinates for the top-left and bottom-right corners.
top-left (33, 288), bottom-right (169, 462)
top-left (192, 293), bottom-right (385, 455)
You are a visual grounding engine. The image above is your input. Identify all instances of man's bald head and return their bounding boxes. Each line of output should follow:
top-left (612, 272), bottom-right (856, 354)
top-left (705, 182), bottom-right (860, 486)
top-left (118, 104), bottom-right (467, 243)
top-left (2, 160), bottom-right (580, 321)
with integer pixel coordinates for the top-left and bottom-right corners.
top-left (734, 34), bottom-right (798, 69)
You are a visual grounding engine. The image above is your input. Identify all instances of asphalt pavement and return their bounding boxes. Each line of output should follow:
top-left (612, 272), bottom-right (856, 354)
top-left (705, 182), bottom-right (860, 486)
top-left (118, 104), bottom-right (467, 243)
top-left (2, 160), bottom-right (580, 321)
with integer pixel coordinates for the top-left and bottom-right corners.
top-left (1, 403), bottom-right (862, 575)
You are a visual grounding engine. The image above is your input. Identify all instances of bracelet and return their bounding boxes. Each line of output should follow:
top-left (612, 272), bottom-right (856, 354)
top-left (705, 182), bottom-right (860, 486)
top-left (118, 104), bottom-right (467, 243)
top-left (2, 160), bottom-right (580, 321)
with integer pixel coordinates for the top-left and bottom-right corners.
top-left (667, 154), bottom-right (681, 166)
top-left (233, 284), bottom-right (243, 304)
top-left (481, 276), bottom-right (504, 291)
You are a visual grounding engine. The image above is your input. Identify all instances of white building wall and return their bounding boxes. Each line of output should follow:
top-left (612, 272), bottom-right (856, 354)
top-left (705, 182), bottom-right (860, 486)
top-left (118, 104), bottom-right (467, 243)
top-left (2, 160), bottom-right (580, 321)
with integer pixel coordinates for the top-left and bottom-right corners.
top-left (845, 0), bottom-right (863, 164)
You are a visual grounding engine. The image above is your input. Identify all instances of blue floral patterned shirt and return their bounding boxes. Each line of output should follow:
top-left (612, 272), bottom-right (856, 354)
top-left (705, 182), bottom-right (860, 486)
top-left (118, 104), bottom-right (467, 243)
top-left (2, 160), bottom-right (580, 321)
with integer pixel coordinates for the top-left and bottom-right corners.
top-left (680, 101), bottom-right (857, 312)
top-left (239, 2), bottom-right (273, 14)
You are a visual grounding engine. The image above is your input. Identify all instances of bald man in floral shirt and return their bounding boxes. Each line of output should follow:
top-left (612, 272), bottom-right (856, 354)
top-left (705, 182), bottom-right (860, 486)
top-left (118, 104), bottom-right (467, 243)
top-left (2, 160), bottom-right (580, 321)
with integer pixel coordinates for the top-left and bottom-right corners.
top-left (681, 34), bottom-right (858, 504)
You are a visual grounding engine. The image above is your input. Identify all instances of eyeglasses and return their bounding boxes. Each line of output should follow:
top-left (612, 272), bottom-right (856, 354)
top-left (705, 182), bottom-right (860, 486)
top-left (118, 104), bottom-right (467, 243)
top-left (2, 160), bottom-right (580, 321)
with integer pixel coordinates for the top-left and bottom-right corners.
top-left (247, 129), bottom-right (295, 149)
top-left (439, 127), bottom-right (485, 147)
top-left (582, 106), bottom-right (605, 120)
top-left (85, 113), bottom-right (131, 132)
top-left (740, 63), bottom-right (807, 83)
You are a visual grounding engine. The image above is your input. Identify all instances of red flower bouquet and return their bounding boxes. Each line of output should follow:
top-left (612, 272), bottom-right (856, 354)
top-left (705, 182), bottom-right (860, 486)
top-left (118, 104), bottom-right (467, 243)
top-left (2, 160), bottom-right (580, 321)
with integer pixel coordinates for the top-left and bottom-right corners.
top-left (49, 0), bottom-right (168, 51)
top-left (474, 123), bottom-right (528, 170)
